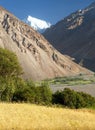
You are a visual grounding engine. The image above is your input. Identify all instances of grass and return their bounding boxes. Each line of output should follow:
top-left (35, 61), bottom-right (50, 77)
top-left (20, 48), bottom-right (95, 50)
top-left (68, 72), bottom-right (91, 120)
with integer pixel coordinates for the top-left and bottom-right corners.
top-left (0, 103), bottom-right (95, 130)
top-left (44, 75), bottom-right (95, 86)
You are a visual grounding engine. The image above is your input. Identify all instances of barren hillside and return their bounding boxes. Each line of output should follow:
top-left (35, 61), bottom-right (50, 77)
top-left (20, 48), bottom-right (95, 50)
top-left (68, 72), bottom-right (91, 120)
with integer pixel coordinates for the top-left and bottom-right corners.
top-left (0, 7), bottom-right (92, 80)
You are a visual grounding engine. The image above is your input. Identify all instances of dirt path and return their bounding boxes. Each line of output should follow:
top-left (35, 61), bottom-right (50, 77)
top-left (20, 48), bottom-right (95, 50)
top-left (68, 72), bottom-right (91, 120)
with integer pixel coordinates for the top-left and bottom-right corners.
top-left (50, 83), bottom-right (95, 97)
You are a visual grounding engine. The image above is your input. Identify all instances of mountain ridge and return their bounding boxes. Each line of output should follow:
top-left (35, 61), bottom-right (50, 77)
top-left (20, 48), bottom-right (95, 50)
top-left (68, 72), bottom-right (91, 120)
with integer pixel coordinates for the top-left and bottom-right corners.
top-left (43, 1), bottom-right (95, 71)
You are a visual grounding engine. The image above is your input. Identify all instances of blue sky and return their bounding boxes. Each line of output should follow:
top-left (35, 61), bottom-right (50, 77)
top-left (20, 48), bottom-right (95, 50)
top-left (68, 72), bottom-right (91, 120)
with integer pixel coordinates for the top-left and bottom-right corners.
top-left (0, 0), bottom-right (94, 24)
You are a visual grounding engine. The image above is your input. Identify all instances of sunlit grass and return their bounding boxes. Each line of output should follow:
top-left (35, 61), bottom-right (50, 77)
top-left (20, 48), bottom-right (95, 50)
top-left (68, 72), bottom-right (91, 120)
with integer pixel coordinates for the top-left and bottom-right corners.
top-left (0, 103), bottom-right (95, 130)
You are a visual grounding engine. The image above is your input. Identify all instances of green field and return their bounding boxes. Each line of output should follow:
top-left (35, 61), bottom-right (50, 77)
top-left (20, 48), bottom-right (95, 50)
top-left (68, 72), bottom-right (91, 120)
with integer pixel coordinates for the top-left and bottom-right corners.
top-left (44, 75), bottom-right (95, 86)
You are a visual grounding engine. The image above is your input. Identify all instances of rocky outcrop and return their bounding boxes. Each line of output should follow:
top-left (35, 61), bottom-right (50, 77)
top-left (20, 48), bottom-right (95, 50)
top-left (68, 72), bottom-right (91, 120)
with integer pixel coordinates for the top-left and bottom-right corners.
top-left (0, 7), bottom-right (92, 81)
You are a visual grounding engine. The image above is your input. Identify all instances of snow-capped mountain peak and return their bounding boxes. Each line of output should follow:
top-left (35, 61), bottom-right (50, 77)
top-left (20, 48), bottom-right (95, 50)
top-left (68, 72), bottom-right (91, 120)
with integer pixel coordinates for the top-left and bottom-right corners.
top-left (26, 16), bottom-right (51, 32)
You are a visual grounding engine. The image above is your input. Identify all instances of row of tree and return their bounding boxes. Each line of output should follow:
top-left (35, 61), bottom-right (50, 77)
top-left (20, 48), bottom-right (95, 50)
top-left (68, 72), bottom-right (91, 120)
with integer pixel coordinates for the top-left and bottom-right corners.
top-left (0, 48), bottom-right (95, 109)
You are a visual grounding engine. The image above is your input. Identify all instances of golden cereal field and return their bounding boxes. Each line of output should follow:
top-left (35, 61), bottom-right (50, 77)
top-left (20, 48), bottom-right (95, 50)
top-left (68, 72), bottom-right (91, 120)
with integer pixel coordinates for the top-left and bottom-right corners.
top-left (0, 103), bottom-right (95, 130)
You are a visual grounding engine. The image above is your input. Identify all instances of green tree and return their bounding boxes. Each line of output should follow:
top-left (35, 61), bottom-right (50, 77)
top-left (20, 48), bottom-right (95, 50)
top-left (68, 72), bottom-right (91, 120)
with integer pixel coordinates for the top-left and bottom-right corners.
top-left (0, 48), bottom-right (22, 78)
top-left (0, 48), bottom-right (22, 102)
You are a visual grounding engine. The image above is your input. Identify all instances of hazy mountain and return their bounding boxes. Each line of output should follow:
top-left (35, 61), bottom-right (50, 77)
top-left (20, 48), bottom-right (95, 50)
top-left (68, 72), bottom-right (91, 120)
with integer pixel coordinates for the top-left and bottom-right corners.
top-left (43, 1), bottom-right (95, 71)
top-left (0, 6), bottom-right (92, 81)
top-left (26, 16), bottom-right (51, 33)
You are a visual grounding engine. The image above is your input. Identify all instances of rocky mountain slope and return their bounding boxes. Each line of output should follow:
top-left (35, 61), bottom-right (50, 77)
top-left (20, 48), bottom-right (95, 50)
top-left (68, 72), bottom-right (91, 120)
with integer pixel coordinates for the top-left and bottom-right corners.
top-left (0, 6), bottom-right (92, 81)
top-left (43, 1), bottom-right (95, 71)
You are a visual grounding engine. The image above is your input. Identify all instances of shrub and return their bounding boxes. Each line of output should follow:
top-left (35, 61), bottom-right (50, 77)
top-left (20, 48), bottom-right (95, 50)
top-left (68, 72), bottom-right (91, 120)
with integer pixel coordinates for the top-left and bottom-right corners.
top-left (12, 81), bottom-right (52, 105)
top-left (37, 82), bottom-right (52, 104)
top-left (12, 79), bottom-right (36, 103)
top-left (52, 88), bottom-right (95, 109)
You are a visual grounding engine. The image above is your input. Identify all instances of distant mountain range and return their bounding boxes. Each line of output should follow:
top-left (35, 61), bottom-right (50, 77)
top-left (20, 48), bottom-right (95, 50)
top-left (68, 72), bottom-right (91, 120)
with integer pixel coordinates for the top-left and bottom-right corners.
top-left (0, 6), bottom-right (91, 81)
top-left (25, 16), bottom-right (51, 33)
top-left (43, 1), bottom-right (95, 71)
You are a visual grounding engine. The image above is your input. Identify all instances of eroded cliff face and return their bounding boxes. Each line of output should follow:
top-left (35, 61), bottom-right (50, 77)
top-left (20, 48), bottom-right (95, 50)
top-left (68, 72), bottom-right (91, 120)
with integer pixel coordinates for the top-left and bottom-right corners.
top-left (0, 7), bottom-right (92, 80)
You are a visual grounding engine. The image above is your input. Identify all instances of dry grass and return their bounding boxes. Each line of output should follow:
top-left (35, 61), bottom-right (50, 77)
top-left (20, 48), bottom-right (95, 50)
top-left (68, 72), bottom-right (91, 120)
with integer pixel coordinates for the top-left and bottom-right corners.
top-left (0, 103), bottom-right (95, 130)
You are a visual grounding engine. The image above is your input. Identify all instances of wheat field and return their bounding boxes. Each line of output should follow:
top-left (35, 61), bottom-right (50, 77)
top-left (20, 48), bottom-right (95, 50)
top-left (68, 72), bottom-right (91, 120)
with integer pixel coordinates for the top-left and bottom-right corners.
top-left (0, 103), bottom-right (95, 130)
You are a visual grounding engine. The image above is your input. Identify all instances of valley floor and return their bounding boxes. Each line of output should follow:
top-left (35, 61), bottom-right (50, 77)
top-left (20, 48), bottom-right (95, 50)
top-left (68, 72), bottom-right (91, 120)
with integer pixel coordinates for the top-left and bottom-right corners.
top-left (0, 103), bottom-right (95, 130)
top-left (50, 83), bottom-right (95, 97)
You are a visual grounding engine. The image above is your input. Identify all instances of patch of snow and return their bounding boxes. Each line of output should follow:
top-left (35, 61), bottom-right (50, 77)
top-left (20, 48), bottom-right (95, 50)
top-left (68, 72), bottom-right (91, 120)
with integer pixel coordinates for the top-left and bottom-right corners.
top-left (26, 16), bottom-right (51, 32)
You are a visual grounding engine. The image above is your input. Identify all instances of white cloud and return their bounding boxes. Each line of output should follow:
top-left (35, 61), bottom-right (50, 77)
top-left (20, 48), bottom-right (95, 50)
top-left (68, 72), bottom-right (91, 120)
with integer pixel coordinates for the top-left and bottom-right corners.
top-left (27, 16), bottom-right (51, 31)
